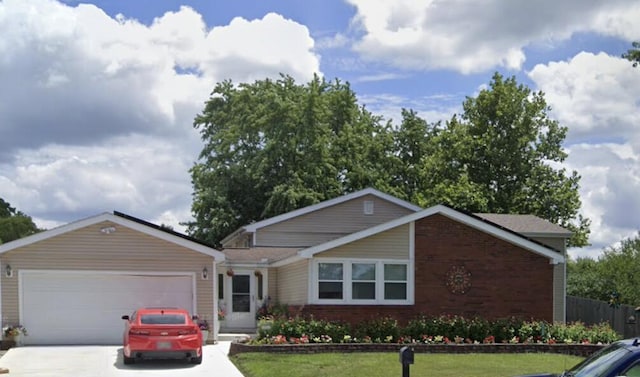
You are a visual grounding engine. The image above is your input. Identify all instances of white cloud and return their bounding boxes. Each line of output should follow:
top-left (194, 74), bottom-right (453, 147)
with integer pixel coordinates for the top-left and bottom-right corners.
top-left (529, 52), bottom-right (640, 144)
top-left (0, 1), bottom-right (320, 156)
top-left (355, 72), bottom-right (408, 83)
top-left (315, 33), bottom-right (349, 50)
top-left (592, 2), bottom-right (640, 40)
top-left (358, 93), bottom-right (461, 126)
top-left (0, 135), bottom-right (195, 224)
top-left (529, 51), bottom-right (640, 259)
top-left (565, 143), bottom-right (640, 260)
top-left (0, 0), bottom-right (321, 228)
top-left (346, 0), bottom-right (640, 74)
top-left (204, 12), bottom-right (320, 83)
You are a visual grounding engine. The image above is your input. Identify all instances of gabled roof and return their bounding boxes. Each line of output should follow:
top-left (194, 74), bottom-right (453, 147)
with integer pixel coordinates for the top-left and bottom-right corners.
top-left (220, 188), bottom-right (422, 244)
top-left (298, 204), bottom-right (565, 264)
top-left (475, 213), bottom-right (573, 237)
top-left (0, 212), bottom-right (225, 260)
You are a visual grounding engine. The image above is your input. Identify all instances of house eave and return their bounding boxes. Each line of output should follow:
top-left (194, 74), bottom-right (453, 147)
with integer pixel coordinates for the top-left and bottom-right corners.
top-left (243, 188), bottom-right (422, 233)
top-left (520, 231), bottom-right (573, 239)
top-left (220, 227), bottom-right (248, 246)
top-left (0, 212), bottom-right (225, 260)
top-left (299, 205), bottom-right (565, 264)
top-left (270, 254), bottom-right (306, 267)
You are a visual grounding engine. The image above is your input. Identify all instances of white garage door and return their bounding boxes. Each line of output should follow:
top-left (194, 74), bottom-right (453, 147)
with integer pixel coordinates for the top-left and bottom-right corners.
top-left (21, 271), bottom-right (195, 345)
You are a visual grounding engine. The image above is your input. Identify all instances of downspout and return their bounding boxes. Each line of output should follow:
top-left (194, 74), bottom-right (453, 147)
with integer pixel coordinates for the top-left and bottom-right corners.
top-left (563, 249), bottom-right (567, 323)
top-left (212, 259), bottom-right (219, 342)
top-left (0, 260), bottom-right (3, 329)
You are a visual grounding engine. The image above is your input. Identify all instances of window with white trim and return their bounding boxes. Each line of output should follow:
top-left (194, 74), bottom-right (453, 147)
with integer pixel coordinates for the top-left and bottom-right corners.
top-left (314, 260), bottom-right (410, 304)
top-left (318, 263), bottom-right (343, 299)
top-left (384, 264), bottom-right (407, 300)
top-left (352, 263), bottom-right (376, 300)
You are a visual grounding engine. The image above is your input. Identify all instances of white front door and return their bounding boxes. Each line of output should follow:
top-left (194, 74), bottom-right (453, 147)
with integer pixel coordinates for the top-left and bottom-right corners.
top-left (227, 271), bottom-right (255, 329)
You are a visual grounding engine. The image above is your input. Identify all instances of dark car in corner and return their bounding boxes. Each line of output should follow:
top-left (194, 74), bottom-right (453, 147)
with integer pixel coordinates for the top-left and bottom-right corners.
top-left (516, 338), bottom-right (640, 377)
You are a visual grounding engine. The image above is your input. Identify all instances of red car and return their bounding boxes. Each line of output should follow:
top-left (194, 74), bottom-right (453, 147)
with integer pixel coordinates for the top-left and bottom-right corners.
top-left (121, 308), bottom-right (203, 365)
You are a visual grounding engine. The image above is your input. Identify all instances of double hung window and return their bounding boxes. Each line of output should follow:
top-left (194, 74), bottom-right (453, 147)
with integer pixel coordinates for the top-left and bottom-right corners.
top-left (352, 263), bottom-right (376, 300)
top-left (384, 264), bottom-right (407, 300)
top-left (318, 263), bottom-right (343, 299)
top-left (316, 260), bottom-right (409, 304)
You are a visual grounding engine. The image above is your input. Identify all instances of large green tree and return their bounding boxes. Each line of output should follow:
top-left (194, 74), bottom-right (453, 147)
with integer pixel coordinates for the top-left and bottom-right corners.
top-left (0, 199), bottom-right (40, 244)
top-left (189, 73), bottom-right (590, 248)
top-left (418, 73), bottom-right (589, 246)
top-left (388, 109), bottom-right (438, 204)
top-left (567, 257), bottom-right (611, 302)
top-left (568, 233), bottom-right (640, 305)
top-left (623, 41), bottom-right (640, 67)
top-left (597, 234), bottom-right (640, 306)
top-left (188, 75), bottom-right (393, 246)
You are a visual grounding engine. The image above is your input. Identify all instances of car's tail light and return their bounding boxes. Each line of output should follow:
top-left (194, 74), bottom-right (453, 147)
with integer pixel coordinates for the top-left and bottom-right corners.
top-left (178, 328), bottom-right (199, 335)
top-left (130, 330), bottom-right (150, 335)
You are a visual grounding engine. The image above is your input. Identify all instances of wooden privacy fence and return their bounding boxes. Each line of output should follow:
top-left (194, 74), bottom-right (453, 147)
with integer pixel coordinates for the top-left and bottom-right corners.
top-left (567, 295), bottom-right (640, 338)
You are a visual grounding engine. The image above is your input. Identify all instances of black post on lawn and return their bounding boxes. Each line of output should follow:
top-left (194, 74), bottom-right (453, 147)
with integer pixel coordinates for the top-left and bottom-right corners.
top-left (399, 346), bottom-right (414, 377)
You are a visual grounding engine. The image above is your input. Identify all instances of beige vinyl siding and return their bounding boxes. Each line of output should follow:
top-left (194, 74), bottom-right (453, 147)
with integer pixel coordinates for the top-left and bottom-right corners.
top-left (224, 233), bottom-right (251, 248)
top-left (523, 234), bottom-right (566, 322)
top-left (316, 224), bottom-right (410, 259)
top-left (553, 262), bottom-right (566, 323)
top-left (256, 195), bottom-right (415, 247)
top-left (267, 268), bottom-right (278, 301)
top-left (275, 259), bottom-right (308, 305)
top-left (1, 221), bottom-right (215, 325)
top-left (527, 236), bottom-right (566, 252)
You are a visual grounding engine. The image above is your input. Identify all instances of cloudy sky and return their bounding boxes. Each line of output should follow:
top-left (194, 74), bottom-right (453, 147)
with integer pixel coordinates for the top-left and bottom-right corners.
top-left (0, 0), bottom-right (638, 259)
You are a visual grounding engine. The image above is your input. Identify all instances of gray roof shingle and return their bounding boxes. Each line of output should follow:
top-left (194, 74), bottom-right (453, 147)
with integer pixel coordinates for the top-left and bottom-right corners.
top-left (474, 213), bottom-right (572, 236)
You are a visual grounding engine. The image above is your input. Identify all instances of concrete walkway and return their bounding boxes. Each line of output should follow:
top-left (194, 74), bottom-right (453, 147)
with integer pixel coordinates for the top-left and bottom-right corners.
top-left (0, 342), bottom-right (244, 377)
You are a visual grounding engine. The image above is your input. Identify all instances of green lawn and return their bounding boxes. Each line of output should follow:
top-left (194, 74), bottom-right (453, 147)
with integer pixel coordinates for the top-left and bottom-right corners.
top-left (231, 352), bottom-right (584, 377)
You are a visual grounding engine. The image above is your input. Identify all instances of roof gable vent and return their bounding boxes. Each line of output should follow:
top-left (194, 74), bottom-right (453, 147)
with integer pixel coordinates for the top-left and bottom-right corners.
top-left (363, 200), bottom-right (374, 215)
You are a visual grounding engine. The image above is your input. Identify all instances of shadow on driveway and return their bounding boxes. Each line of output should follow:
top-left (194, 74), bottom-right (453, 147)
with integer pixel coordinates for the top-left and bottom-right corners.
top-left (113, 348), bottom-right (199, 370)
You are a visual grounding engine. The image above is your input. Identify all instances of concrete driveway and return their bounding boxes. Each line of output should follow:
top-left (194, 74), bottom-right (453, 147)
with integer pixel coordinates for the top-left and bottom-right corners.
top-left (0, 342), bottom-right (245, 377)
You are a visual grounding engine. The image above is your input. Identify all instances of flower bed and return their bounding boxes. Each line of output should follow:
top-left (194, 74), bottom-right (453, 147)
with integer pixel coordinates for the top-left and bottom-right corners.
top-left (3, 325), bottom-right (27, 338)
top-left (252, 315), bottom-right (619, 348)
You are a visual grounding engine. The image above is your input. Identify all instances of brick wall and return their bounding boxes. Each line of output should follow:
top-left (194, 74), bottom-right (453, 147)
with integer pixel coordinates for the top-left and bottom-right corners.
top-left (413, 215), bottom-right (554, 321)
top-left (229, 342), bottom-right (603, 358)
top-left (296, 214), bottom-right (554, 325)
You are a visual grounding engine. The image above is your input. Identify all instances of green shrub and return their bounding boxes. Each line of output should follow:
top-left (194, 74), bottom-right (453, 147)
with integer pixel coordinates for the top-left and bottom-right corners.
top-left (518, 321), bottom-right (546, 343)
top-left (541, 321), bottom-right (621, 344)
top-left (252, 313), bottom-right (621, 345)
top-left (467, 317), bottom-right (491, 341)
top-left (442, 315), bottom-right (468, 340)
top-left (489, 317), bottom-right (523, 343)
top-left (403, 316), bottom-right (430, 340)
top-left (586, 322), bottom-right (621, 344)
top-left (258, 316), bottom-right (351, 343)
top-left (256, 301), bottom-right (290, 320)
top-left (353, 317), bottom-right (399, 343)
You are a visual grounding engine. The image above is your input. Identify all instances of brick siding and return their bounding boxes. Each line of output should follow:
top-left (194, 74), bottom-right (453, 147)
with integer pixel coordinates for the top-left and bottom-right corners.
top-left (296, 214), bottom-right (554, 326)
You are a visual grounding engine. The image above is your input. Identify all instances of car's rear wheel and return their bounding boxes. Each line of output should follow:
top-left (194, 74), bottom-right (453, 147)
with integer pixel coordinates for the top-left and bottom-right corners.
top-left (123, 355), bottom-right (135, 365)
top-left (190, 355), bottom-right (202, 364)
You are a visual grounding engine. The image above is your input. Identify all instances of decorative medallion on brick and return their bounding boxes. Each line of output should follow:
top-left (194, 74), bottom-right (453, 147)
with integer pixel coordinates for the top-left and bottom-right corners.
top-left (445, 265), bottom-right (472, 294)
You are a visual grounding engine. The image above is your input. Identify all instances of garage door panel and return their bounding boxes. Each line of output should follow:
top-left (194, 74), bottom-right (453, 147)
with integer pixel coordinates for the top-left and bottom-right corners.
top-left (21, 272), bottom-right (194, 345)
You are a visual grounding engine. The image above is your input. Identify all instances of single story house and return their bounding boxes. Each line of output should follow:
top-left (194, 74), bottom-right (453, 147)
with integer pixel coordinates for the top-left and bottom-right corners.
top-left (219, 188), bottom-right (570, 332)
top-left (0, 188), bottom-right (571, 344)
